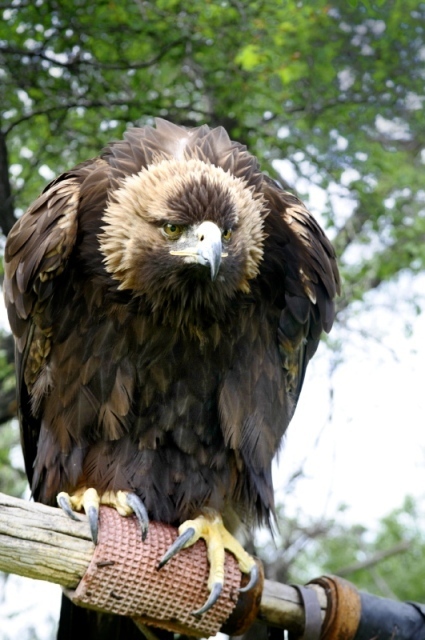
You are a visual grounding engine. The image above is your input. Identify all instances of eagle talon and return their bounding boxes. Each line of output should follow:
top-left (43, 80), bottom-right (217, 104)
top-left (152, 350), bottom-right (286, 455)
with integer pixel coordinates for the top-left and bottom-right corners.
top-left (238, 563), bottom-right (259, 593)
top-left (125, 492), bottom-right (149, 541)
top-left (191, 582), bottom-right (223, 616)
top-left (57, 492), bottom-right (81, 521)
top-left (157, 526), bottom-right (196, 569)
top-left (56, 488), bottom-right (149, 544)
top-left (87, 505), bottom-right (99, 544)
top-left (158, 510), bottom-right (257, 614)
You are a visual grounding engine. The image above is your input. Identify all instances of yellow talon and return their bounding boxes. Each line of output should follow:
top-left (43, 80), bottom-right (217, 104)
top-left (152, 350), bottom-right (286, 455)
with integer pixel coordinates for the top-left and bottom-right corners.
top-left (159, 507), bottom-right (258, 614)
top-left (99, 490), bottom-right (134, 516)
top-left (177, 510), bottom-right (255, 590)
top-left (57, 487), bottom-right (149, 542)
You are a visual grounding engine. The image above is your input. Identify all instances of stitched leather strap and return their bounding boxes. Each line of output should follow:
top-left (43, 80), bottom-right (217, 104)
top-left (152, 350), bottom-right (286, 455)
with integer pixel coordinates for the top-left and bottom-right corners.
top-left (291, 584), bottom-right (323, 640)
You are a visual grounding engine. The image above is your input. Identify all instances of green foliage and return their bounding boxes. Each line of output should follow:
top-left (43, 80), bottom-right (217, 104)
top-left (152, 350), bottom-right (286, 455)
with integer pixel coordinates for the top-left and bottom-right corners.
top-left (0, 421), bottom-right (27, 497)
top-left (284, 496), bottom-right (425, 602)
top-left (1, 0), bottom-right (424, 308)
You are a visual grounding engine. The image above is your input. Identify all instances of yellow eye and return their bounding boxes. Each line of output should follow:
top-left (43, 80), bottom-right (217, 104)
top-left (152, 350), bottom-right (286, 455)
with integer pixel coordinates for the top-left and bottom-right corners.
top-left (163, 223), bottom-right (184, 238)
top-left (222, 229), bottom-right (232, 242)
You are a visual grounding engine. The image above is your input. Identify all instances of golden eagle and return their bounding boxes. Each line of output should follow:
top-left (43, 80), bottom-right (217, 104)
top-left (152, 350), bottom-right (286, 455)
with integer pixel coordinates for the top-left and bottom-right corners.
top-left (4, 119), bottom-right (340, 637)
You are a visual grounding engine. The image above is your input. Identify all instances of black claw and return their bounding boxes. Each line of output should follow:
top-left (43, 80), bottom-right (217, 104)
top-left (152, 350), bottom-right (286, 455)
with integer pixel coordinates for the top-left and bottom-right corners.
top-left (87, 505), bottom-right (99, 545)
top-left (125, 493), bottom-right (149, 541)
top-left (57, 495), bottom-right (81, 522)
top-left (157, 527), bottom-right (195, 569)
top-left (239, 563), bottom-right (259, 593)
top-left (191, 582), bottom-right (222, 616)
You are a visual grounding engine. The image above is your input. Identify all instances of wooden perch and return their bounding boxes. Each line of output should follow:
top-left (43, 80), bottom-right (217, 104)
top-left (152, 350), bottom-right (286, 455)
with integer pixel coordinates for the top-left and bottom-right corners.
top-left (3, 492), bottom-right (424, 640)
top-left (0, 492), bottom-right (327, 636)
top-left (0, 491), bottom-right (94, 588)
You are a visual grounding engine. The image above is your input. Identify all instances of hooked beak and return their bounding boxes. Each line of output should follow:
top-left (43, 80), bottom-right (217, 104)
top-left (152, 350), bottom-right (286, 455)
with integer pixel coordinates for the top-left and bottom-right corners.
top-left (169, 221), bottom-right (227, 281)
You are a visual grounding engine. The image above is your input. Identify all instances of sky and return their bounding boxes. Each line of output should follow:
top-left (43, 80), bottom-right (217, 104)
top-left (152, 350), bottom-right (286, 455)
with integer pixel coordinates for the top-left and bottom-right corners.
top-left (277, 273), bottom-right (425, 527)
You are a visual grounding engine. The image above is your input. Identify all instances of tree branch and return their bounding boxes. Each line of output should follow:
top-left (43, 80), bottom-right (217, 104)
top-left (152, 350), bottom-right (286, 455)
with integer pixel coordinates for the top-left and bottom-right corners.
top-left (0, 130), bottom-right (17, 236)
top-left (0, 39), bottom-right (184, 72)
top-left (3, 99), bottom-right (138, 135)
top-left (336, 541), bottom-right (411, 577)
top-left (0, 492), bottom-right (93, 588)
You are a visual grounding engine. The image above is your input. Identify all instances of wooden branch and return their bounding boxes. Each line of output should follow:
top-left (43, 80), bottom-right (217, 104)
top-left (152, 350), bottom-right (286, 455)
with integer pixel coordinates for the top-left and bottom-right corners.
top-left (259, 579), bottom-right (326, 632)
top-left (336, 541), bottom-right (411, 577)
top-left (0, 492), bottom-right (94, 589)
top-left (0, 492), bottom-right (327, 634)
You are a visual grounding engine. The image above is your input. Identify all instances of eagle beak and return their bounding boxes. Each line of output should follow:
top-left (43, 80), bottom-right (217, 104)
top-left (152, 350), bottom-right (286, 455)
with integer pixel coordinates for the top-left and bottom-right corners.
top-left (169, 221), bottom-right (227, 281)
top-left (195, 221), bottom-right (223, 281)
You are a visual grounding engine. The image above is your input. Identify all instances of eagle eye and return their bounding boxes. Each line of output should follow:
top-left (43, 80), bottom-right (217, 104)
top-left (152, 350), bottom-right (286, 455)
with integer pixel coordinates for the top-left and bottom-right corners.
top-left (163, 223), bottom-right (184, 239)
top-left (222, 229), bottom-right (232, 242)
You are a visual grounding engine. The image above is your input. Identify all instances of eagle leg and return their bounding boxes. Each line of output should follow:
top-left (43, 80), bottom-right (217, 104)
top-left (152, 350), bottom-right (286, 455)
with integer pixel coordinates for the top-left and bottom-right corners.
top-left (57, 488), bottom-right (149, 544)
top-left (157, 508), bottom-right (258, 615)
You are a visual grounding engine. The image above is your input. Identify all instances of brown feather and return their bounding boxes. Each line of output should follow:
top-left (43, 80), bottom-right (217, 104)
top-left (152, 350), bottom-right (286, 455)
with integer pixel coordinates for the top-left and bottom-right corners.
top-left (4, 119), bottom-right (339, 532)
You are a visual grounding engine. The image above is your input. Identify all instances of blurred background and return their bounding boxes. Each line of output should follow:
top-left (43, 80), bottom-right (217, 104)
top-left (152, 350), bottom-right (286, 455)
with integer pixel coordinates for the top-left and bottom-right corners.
top-left (0, 0), bottom-right (424, 637)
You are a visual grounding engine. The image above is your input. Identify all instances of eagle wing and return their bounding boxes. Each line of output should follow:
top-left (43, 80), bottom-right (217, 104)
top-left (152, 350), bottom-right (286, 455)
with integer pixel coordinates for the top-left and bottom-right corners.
top-left (4, 174), bottom-right (82, 484)
top-left (265, 180), bottom-right (340, 412)
top-left (218, 176), bottom-right (340, 524)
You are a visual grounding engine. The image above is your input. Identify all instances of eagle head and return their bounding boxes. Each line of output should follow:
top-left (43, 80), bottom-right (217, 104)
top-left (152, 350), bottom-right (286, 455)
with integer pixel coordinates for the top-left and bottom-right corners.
top-left (100, 157), bottom-right (267, 322)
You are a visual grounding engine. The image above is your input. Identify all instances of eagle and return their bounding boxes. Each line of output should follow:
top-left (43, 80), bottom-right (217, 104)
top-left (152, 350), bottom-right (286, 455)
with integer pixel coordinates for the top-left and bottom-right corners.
top-left (4, 119), bottom-right (340, 637)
